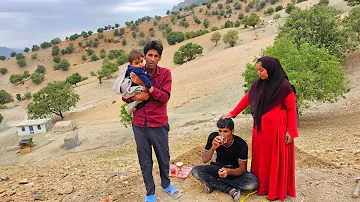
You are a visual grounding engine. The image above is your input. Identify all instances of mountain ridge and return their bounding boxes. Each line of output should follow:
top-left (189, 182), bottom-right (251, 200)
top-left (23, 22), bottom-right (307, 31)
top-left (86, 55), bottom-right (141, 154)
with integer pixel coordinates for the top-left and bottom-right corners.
top-left (172, 0), bottom-right (207, 11)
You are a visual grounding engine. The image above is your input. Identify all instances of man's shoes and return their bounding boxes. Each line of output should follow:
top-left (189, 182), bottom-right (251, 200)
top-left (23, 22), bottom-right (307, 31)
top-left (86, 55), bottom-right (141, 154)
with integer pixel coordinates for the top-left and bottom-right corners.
top-left (205, 184), bottom-right (214, 194)
top-left (230, 189), bottom-right (241, 202)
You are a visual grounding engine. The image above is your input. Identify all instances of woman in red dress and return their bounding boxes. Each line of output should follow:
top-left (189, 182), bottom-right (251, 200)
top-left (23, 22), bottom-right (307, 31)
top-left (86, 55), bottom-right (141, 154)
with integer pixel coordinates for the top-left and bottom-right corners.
top-left (222, 56), bottom-right (298, 201)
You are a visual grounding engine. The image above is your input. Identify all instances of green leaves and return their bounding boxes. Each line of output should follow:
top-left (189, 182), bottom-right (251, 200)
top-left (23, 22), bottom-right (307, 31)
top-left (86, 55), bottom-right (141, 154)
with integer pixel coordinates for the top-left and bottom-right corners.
top-left (278, 5), bottom-right (359, 59)
top-left (27, 81), bottom-right (80, 119)
top-left (54, 59), bottom-right (70, 71)
top-left (65, 73), bottom-right (87, 86)
top-left (223, 30), bottom-right (239, 47)
top-left (166, 32), bottom-right (185, 45)
top-left (173, 43), bottom-right (203, 65)
top-left (120, 103), bottom-right (132, 128)
top-left (0, 90), bottom-right (14, 105)
top-left (343, 7), bottom-right (360, 37)
top-left (344, 0), bottom-right (360, 6)
top-left (30, 72), bottom-right (45, 85)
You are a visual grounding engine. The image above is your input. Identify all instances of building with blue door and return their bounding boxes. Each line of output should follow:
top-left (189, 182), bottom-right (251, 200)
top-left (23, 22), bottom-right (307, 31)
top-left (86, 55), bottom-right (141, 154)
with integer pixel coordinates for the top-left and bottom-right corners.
top-left (15, 119), bottom-right (52, 136)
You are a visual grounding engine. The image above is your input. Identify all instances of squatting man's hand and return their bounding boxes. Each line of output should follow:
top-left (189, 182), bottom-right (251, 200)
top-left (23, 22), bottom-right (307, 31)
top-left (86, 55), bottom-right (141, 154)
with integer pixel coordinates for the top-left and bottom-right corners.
top-left (212, 136), bottom-right (226, 150)
top-left (218, 167), bottom-right (228, 178)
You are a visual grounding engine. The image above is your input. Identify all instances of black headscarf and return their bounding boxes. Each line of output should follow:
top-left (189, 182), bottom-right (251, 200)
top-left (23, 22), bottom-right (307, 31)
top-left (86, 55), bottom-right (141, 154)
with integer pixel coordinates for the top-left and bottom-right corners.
top-left (249, 56), bottom-right (295, 131)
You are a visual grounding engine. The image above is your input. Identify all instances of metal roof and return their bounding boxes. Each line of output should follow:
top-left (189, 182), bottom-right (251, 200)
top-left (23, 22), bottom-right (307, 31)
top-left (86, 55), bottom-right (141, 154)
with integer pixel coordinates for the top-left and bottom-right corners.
top-left (15, 119), bottom-right (49, 127)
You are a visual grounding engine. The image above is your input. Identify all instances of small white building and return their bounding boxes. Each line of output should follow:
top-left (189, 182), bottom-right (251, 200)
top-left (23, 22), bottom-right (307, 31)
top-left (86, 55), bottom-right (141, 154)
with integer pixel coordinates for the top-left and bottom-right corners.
top-left (15, 119), bottom-right (52, 136)
top-left (53, 120), bottom-right (76, 133)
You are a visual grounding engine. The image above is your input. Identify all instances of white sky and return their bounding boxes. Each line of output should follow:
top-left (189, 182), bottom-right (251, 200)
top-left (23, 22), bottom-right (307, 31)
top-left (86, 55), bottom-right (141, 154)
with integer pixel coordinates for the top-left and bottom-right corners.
top-left (0, 0), bottom-right (182, 48)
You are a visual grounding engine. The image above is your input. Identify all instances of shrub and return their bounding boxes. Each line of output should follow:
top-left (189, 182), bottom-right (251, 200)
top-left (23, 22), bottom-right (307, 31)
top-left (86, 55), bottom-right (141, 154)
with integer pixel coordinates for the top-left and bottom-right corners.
top-left (242, 13), bottom-right (261, 28)
top-left (0, 90), bottom-right (14, 104)
top-left (93, 41), bottom-right (99, 48)
top-left (224, 20), bottom-right (234, 28)
top-left (166, 32), bottom-right (185, 45)
top-left (53, 56), bottom-right (61, 63)
top-left (35, 65), bottom-right (46, 74)
top-left (65, 43), bottom-right (74, 54)
top-left (87, 49), bottom-right (94, 56)
top-left (24, 92), bottom-right (32, 99)
top-left (23, 71), bottom-right (30, 78)
top-left (193, 15), bottom-right (201, 24)
top-left (65, 72), bottom-right (87, 86)
top-left (16, 94), bottom-right (22, 101)
top-left (116, 52), bottom-right (128, 65)
top-left (51, 37), bottom-right (62, 45)
top-left (10, 74), bottom-right (24, 84)
top-left (24, 47), bottom-right (30, 53)
top-left (40, 42), bottom-right (52, 49)
top-left (0, 68), bottom-right (8, 74)
top-left (31, 53), bottom-right (38, 60)
top-left (90, 54), bottom-right (100, 62)
top-left (138, 39), bottom-right (146, 46)
top-left (211, 27), bottom-right (219, 31)
top-left (17, 59), bottom-right (26, 67)
top-left (279, 5), bottom-right (358, 58)
top-left (100, 49), bottom-right (106, 59)
top-left (10, 52), bottom-right (16, 57)
top-left (276, 5), bottom-right (283, 12)
top-left (223, 30), bottom-right (239, 47)
top-left (31, 72), bottom-right (45, 84)
top-left (273, 14), bottom-right (281, 19)
top-left (264, 7), bottom-right (275, 15)
top-left (285, 3), bottom-right (296, 14)
top-left (210, 32), bottom-right (222, 46)
top-left (16, 53), bottom-right (25, 60)
top-left (32, 45), bottom-right (40, 52)
top-left (173, 43), bottom-right (203, 65)
top-left (54, 59), bottom-right (70, 71)
top-left (234, 2), bottom-right (242, 10)
top-left (82, 55), bottom-right (87, 61)
top-left (86, 40), bottom-right (93, 47)
top-left (52, 45), bottom-right (60, 56)
top-left (204, 19), bottom-right (209, 28)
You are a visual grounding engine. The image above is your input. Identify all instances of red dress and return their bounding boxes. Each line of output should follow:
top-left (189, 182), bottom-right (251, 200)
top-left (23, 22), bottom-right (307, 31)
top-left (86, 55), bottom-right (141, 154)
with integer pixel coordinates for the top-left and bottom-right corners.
top-left (230, 92), bottom-right (298, 201)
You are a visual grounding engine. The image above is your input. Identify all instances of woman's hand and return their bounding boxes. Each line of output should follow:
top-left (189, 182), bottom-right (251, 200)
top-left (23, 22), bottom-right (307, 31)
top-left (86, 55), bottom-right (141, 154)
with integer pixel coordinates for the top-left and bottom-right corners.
top-left (221, 113), bottom-right (233, 119)
top-left (130, 72), bottom-right (145, 86)
top-left (285, 132), bottom-right (292, 144)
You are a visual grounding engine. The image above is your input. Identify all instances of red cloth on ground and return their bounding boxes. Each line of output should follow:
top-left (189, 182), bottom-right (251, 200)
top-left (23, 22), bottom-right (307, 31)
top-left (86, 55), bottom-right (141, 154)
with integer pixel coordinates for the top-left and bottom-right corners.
top-left (230, 92), bottom-right (298, 201)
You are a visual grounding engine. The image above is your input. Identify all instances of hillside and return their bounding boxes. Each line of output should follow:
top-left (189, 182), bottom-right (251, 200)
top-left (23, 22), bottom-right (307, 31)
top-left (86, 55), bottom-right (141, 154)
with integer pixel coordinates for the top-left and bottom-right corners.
top-left (0, 0), bottom-right (359, 201)
top-left (0, 0), bottom-right (295, 95)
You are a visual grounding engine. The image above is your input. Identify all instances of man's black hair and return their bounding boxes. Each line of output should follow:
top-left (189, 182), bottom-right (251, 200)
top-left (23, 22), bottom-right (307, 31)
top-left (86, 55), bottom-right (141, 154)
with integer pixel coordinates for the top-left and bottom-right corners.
top-left (144, 40), bottom-right (163, 56)
top-left (217, 118), bottom-right (234, 130)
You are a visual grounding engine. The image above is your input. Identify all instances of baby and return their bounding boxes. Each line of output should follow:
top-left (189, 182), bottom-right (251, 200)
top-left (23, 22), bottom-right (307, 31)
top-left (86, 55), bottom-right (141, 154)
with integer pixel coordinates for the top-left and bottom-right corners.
top-left (123, 50), bottom-right (153, 115)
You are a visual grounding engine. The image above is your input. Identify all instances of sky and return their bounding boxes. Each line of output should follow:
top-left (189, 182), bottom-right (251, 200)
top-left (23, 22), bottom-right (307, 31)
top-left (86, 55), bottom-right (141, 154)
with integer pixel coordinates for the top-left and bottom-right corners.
top-left (0, 0), bottom-right (183, 49)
